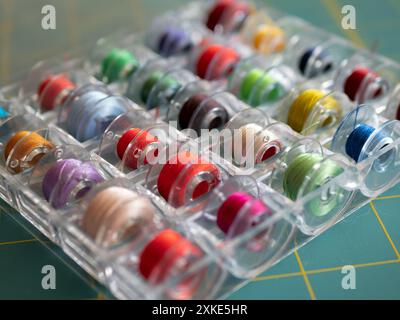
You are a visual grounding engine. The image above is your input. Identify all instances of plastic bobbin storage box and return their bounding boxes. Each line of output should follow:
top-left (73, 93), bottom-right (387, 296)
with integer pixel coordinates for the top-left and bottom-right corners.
top-left (276, 86), bottom-right (353, 143)
top-left (84, 33), bottom-right (157, 88)
top-left (169, 90), bottom-right (246, 136)
top-left (57, 83), bottom-right (138, 147)
top-left (331, 53), bottom-right (399, 106)
top-left (18, 59), bottom-right (90, 118)
top-left (219, 108), bottom-right (301, 174)
top-left (146, 14), bottom-right (208, 59)
top-left (266, 137), bottom-right (355, 235)
top-left (27, 144), bottom-right (112, 210)
top-left (184, 175), bottom-right (295, 278)
top-left (98, 109), bottom-right (185, 175)
top-left (331, 104), bottom-right (400, 197)
top-left (61, 176), bottom-right (226, 299)
top-left (126, 58), bottom-right (195, 114)
top-left (145, 141), bottom-right (228, 209)
top-left (228, 55), bottom-right (300, 108)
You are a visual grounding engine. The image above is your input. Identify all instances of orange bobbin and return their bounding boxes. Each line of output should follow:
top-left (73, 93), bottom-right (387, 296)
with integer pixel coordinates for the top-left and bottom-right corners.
top-left (4, 131), bottom-right (54, 173)
top-left (157, 151), bottom-right (221, 207)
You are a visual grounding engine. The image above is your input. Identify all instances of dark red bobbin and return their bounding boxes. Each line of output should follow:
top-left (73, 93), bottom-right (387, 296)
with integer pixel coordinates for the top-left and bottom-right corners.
top-left (343, 66), bottom-right (383, 102)
top-left (37, 74), bottom-right (76, 111)
top-left (178, 93), bottom-right (229, 133)
top-left (206, 0), bottom-right (250, 32)
top-left (196, 44), bottom-right (240, 80)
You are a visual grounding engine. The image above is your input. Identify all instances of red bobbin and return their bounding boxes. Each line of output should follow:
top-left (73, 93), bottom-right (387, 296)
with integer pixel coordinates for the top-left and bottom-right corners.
top-left (196, 44), bottom-right (240, 80)
top-left (343, 66), bottom-right (382, 102)
top-left (139, 229), bottom-right (200, 283)
top-left (37, 74), bottom-right (76, 111)
top-left (157, 151), bottom-right (220, 206)
top-left (117, 128), bottom-right (159, 170)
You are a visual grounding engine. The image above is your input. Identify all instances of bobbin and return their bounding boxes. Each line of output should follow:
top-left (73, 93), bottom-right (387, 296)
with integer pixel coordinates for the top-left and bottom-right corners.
top-left (28, 144), bottom-right (105, 209)
top-left (332, 54), bottom-right (392, 104)
top-left (279, 17), bottom-right (357, 80)
top-left (166, 79), bottom-right (222, 126)
top-left (19, 59), bottom-right (89, 114)
top-left (268, 138), bottom-right (354, 235)
top-left (175, 91), bottom-right (245, 135)
top-left (238, 11), bottom-right (287, 55)
top-left (99, 110), bottom-right (182, 173)
top-left (204, 0), bottom-right (254, 34)
top-left (85, 33), bottom-right (156, 85)
top-left (331, 104), bottom-right (400, 197)
top-left (146, 15), bottom-right (207, 58)
top-left (228, 55), bottom-right (299, 108)
top-left (126, 58), bottom-right (193, 111)
top-left (189, 40), bottom-right (249, 81)
top-left (146, 144), bottom-right (224, 208)
top-left (277, 87), bottom-right (351, 138)
top-left (58, 83), bottom-right (137, 142)
top-left (0, 115), bottom-right (71, 174)
top-left (221, 108), bottom-right (299, 169)
top-left (76, 178), bottom-right (158, 248)
top-left (187, 175), bottom-right (294, 278)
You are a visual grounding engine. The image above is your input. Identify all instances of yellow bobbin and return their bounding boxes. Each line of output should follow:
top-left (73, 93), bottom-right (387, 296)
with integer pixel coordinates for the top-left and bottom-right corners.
top-left (253, 25), bottom-right (286, 54)
top-left (287, 89), bottom-right (341, 133)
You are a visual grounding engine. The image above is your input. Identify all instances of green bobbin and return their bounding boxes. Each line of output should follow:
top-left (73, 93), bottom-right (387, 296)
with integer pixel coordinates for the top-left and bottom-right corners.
top-left (140, 71), bottom-right (181, 109)
top-left (240, 68), bottom-right (284, 107)
top-left (283, 153), bottom-right (344, 217)
top-left (101, 48), bottom-right (139, 83)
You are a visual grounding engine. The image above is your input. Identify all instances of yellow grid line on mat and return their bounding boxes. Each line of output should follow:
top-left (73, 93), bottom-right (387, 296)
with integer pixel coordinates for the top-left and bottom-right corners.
top-left (375, 194), bottom-right (400, 201)
top-left (0, 238), bottom-right (37, 246)
top-left (254, 258), bottom-right (400, 282)
top-left (294, 249), bottom-right (316, 300)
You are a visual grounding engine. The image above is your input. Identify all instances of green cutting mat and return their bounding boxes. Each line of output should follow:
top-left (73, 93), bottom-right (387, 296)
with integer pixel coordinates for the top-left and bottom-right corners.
top-left (0, 0), bottom-right (399, 300)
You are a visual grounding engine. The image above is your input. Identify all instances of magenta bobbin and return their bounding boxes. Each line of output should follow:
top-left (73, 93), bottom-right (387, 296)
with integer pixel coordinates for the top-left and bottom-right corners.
top-left (186, 175), bottom-right (294, 278)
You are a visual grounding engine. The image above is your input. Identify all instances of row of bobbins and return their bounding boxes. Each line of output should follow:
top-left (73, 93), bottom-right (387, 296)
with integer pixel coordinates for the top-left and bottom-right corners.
top-left (65, 177), bottom-right (224, 300)
top-left (19, 62), bottom-right (143, 144)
